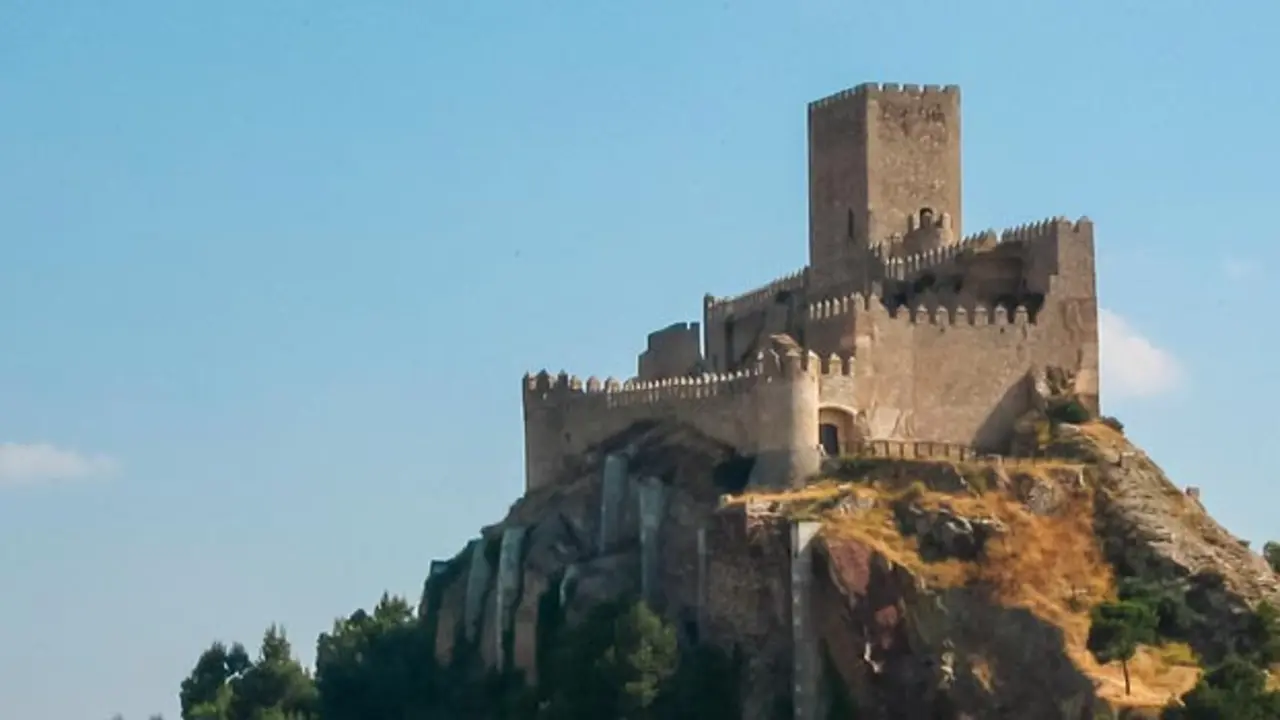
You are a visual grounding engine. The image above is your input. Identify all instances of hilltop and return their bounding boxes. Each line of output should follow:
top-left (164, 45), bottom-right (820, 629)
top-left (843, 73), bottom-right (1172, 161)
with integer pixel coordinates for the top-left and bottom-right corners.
top-left (417, 409), bottom-right (1280, 718)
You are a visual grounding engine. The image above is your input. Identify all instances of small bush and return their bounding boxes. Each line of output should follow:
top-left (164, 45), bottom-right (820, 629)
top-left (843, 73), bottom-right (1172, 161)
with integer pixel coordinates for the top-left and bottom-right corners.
top-left (1156, 642), bottom-right (1200, 667)
top-left (1262, 542), bottom-right (1280, 574)
top-left (1048, 399), bottom-right (1092, 424)
top-left (957, 463), bottom-right (990, 494)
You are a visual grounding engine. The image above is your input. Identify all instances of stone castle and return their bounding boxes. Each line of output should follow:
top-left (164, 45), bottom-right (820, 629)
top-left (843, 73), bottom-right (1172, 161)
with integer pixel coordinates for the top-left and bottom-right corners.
top-left (522, 82), bottom-right (1100, 493)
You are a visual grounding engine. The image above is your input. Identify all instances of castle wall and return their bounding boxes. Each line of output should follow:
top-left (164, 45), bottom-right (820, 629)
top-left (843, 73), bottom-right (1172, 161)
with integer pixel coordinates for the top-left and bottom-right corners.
top-left (806, 296), bottom-right (858, 356)
top-left (801, 217), bottom-right (1098, 451)
top-left (1023, 219), bottom-right (1099, 410)
top-left (522, 372), bottom-right (758, 493)
top-left (703, 269), bottom-right (808, 372)
top-left (904, 304), bottom-right (1040, 450)
top-left (637, 322), bottom-right (702, 381)
top-left (523, 350), bottom-right (838, 493)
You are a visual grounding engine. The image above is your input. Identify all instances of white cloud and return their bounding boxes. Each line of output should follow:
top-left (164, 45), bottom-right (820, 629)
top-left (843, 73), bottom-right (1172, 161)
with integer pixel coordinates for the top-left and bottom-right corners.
top-left (0, 443), bottom-right (118, 488)
top-left (1098, 308), bottom-right (1183, 399)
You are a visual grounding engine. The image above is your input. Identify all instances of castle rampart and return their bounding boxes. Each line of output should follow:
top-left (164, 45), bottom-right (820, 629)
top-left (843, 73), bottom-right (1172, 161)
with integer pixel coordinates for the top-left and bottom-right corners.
top-left (523, 350), bottom-right (851, 492)
top-left (705, 268), bottom-right (808, 320)
top-left (637, 321), bottom-right (702, 381)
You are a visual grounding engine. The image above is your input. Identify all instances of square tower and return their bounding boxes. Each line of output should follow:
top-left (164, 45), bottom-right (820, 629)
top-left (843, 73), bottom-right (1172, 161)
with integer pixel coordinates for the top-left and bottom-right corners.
top-left (807, 83), bottom-right (962, 292)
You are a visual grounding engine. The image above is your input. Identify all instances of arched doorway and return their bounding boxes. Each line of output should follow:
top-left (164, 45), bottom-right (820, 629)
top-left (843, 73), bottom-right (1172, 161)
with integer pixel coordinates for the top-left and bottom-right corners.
top-left (818, 406), bottom-right (858, 458)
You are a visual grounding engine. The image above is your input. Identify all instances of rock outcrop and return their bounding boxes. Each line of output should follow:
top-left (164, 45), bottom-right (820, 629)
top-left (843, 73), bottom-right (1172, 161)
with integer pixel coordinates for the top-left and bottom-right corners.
top-left (420, 418), bottom-right (1279, 718)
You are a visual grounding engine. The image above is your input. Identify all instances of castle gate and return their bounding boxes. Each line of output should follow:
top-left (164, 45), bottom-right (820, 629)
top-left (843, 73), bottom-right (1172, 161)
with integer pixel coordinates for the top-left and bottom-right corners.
top-left (818, 406), bottom-right (857, 457)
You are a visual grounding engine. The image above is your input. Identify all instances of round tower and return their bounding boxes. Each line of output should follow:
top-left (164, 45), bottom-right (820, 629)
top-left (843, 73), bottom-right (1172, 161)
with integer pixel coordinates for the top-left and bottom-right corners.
top-left (747, 348), bottom-right (821, 489)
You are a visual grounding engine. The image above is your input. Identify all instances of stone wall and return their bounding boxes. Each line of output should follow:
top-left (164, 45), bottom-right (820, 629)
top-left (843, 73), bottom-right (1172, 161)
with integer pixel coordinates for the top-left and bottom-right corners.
top-left (797, 217), bottom-right (1098, 452)
top-left (703, 271), bottom-right (809, 374)
top-left (522, 350), bottom-right (833, 492)
top-left (637, 322), bottom-right (703, 381)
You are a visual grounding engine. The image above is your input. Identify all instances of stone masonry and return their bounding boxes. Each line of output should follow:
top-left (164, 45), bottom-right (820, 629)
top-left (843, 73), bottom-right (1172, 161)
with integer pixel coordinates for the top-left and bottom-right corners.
top-left (522, 82), bottom-right (1100, 493)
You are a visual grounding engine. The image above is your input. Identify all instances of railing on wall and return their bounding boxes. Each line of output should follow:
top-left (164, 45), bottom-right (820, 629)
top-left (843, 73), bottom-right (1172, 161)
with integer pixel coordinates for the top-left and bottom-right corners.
top-left (844, 440), bottom-right (979, 461)
top-left (841, 440), bottom-right (1065, 465)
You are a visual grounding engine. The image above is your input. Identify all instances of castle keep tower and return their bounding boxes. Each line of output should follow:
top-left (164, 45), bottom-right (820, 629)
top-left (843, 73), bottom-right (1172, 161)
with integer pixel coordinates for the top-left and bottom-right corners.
top-left (807, 84), bottom-right (962, 292)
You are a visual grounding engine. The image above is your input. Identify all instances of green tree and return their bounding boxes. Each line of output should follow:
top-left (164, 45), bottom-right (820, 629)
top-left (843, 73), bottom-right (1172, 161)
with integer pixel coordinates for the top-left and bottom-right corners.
top-left (1233, 601), bottom-right (1280, 668)
top-left (1087, 600), bottom-right (1158, 696)
top-left (1164, 655), bottom-right (1280, 719)
top-left (543, 600), bottom-right (679, 720)
top-left (1116, 577), bottom-right (1199, 641)
top-left (658, 644), bottom-right (743, 720)
top-left (226, 626), bottom-right (318, 720)
top-left (180, 641), bottom-right (252, 720)
top-left (314, 593), bottom-right (438, 720)
top-left (1263, 542), bottom-right (1280, 574)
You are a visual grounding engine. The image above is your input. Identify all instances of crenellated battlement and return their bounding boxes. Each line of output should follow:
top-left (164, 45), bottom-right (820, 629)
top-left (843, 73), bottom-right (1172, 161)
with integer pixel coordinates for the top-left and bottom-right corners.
top-left (809, 82), bottom-right (959, 112)
top-left (871, 216), bottom-right (1092, 281)
top-left (705, 268), bottom-right (808, 319)
top-left (875, 228), bottom-right (1000, 278)
top-left (806, 291), bottom-right (1034, 328)
top-left (999, 216), bottom-right (1093, 245)
top-left (523, 368), bottom-right (758, 407)
top-left (523, 348), bottom-right (852, 410)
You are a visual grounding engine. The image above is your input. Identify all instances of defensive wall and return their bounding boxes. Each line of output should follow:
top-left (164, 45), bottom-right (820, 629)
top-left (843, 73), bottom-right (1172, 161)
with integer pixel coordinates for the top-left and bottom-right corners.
top-left (523, 350), bottom-right (869, 493)
top-left (804, 294), bottom-right (1058, 451)
top-left (637, 321), bottom-right (702, 381)
top-left (804, 216), bottom-right (1098, 446)
top-left (702, 269), bottom-right (809, 374)
top-left (704, 268), bottom-right (808, 321)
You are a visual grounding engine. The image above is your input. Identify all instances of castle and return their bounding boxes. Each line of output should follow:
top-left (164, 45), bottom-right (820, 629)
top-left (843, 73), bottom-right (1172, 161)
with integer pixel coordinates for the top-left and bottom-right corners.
top-left (522, 82), bottom-right (1099, 492)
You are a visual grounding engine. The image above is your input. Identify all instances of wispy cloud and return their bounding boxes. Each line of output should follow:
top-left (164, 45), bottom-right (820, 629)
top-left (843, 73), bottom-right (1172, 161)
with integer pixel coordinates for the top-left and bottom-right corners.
top-left (0, 443), bottom-right (118, 488)
top-left (1098, 308), bottom-right (1183, 399)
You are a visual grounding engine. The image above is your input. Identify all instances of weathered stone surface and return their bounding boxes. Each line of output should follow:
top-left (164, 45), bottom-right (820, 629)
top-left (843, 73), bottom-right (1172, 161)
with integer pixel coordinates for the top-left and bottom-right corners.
top-left (892, 501), bottom-right (1006, 562)
top-left (815, 534), bottom-right (1097, 719)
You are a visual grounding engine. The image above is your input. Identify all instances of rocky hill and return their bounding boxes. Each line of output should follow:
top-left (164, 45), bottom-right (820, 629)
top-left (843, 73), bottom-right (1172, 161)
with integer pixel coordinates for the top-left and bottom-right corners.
top-left (419, 412), bottom-right (1280, 718)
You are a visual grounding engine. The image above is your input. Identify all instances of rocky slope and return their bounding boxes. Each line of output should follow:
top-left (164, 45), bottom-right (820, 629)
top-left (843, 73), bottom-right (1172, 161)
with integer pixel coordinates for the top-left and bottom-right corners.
top-left (420, 418), bottom-right (1280, 718)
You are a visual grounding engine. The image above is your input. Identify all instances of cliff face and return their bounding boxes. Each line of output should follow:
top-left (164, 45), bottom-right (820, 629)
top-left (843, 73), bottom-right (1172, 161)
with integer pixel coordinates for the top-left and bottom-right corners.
top-left (420, 419), bottom-right (1280, 718)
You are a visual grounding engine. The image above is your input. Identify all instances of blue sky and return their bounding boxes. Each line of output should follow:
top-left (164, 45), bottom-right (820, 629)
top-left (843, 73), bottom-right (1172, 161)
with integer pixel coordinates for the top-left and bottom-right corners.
top-left (1, 0), bottom-right (1277, 717)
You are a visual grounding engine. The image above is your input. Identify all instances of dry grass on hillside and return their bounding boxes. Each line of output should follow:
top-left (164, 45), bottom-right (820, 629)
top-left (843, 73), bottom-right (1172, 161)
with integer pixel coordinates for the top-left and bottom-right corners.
top-left (731, 465), bottom-right (1200, 707)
